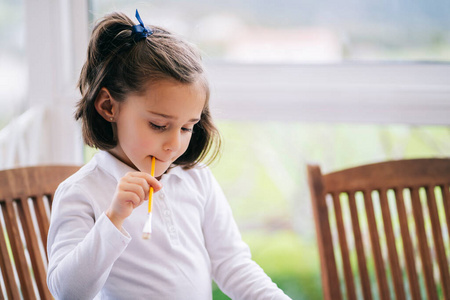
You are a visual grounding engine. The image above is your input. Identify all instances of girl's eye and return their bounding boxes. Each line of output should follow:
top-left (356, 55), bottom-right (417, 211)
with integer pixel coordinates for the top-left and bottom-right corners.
top-left (150, 123), bottom-right (167, 131)
top-left (182, 127), bottom-right (193, 133)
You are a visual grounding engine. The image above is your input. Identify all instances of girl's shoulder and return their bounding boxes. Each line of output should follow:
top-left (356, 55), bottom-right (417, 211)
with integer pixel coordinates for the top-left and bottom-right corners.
top-left (55, 155), bottom-right (112, 199)
top-left (53, 155), bottom-right (117, 212)
top-left (58, 150), bottom-right (128, 189)
top-left (58, 158), bottom-right (101, 187)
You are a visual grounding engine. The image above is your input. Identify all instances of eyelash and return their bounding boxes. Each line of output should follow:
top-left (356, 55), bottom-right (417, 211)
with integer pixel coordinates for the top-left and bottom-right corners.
top-left (150, 123), bottom-right (166, 131)
top-left (149, 123), bottom-right (193, 133)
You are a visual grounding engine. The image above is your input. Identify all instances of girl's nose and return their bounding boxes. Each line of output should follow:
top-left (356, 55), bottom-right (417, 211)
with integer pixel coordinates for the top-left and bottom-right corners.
top-left (163, 130), bottom-right (181, 152)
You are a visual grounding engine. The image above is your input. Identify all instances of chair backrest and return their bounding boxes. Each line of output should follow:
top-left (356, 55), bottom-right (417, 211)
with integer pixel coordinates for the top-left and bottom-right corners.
top-left (307, 158), bottom-right (450, 300)
top-left (0, 165), bottom-right (79, 300)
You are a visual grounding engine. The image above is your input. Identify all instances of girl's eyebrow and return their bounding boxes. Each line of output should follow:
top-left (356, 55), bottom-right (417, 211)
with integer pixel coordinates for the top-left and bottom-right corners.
top-left (148, 111), bottom-right (200, 123)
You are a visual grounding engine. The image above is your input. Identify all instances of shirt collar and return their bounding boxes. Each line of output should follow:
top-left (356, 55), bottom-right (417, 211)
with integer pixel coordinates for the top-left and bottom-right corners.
top-left (164, 164), bottom-right (184, 180)
top-left (95, 151), bottom-right (136, 182)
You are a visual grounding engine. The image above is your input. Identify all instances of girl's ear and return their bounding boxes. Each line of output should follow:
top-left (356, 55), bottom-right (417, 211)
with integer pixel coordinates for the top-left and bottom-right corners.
top-left (94, 88), bottom-right (118, 122)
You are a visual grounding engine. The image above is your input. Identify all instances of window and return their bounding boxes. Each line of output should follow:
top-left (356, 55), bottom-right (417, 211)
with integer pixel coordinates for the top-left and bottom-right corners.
top-left (91, 0), bottom-right (450, 63)
top-left (86, 2), bottom-right (450, 298)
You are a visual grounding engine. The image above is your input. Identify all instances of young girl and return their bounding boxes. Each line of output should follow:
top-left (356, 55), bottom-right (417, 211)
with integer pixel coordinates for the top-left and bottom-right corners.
top-left (47, 10), bottom-right (291, 299)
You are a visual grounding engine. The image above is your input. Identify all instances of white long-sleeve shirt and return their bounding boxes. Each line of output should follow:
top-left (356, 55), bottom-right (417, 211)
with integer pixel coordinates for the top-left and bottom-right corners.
top-left (47, 150), bottom-right (291, 299)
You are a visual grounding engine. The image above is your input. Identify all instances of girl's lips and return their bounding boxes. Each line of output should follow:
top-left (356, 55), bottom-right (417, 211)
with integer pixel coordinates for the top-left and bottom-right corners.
top-left (154, 157), bottom-right (168, 163)
top-left (152, 155), bottom-right (175, 164)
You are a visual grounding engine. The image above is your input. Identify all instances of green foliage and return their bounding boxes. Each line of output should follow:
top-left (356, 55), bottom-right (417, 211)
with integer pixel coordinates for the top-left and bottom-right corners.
top-left (212, 231), bottom-right (323, 299)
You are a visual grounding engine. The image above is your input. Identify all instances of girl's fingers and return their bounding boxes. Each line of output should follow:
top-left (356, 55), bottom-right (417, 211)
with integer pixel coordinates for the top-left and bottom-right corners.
top-left (119, 180), bottom-right (148, 202)
top-left (125, 172), bottom-right (162, 192)
top-left (119, 172), bottom-right (162, 202)
top-left (118, 191), bottom-right (142, 208)
top-left (124, 177), bottom-right (150, 198)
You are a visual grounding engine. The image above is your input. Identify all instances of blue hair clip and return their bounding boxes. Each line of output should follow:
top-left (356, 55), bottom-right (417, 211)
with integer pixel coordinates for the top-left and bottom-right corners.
top-left (131, 9), bottom-right (153, 42)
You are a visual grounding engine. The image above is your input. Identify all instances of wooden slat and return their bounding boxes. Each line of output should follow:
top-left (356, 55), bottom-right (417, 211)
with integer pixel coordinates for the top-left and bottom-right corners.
top-left (332, 192), bottom-right (357, 300)
top-left (33, 195), bottom-right (50, 258)
top-left (307, 165), bottom-right (342, 300)
top-left (425, 186), bottom-right (450, 298)
top-left (48, 194), bottom-right (54, 212)
top-left (379, 189), bottom-right (406, 300)
top-left (324, 159), bottom-right (450, 192)
top-left (0, 166), bottom-right (80, 200)
top-left (2, 200), bottom-right (37, 300)
top-left (348, 192), bottom-right (372, 300)
top-left (17, 197), bottom-right (52, 299)
top-left (441, 184), bottom-right (450, 248)
top-left (0, 204), bottom-right (21, 300)
top-left (363, 190), bottom-right (390, 299)
top-left (394, 188), bottom-right (422, 300)
top-left (410, 187), bottom-right (438, 300)
top-left (0, 285), bottom-right (4, 300)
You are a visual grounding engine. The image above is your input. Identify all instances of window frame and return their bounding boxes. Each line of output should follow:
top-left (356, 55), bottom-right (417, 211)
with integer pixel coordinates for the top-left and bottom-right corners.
top-left (206, 62), bottom-right (450, 125)
top-left (28, 0), bottom-right (450, 126)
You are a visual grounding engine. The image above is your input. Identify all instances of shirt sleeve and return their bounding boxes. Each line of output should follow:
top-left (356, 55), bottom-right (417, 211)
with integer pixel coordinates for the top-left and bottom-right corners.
top-left (47, 182), bottom-right (131, 300)
top-left (201, 168), bottom-right (291, 300)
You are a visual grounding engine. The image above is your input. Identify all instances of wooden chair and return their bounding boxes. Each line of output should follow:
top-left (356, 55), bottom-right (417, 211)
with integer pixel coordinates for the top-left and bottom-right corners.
top-left (0, 165), bottom-right (79, 300)
top-left (307, 158), bottom-right (450, 300)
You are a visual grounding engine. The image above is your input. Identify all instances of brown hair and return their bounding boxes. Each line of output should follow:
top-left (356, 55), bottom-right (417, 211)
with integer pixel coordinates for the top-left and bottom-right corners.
top-left (75, 12), bottom-right (221, 168)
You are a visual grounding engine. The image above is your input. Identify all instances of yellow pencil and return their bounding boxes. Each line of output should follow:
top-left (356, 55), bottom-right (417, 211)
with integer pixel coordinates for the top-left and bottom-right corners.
top-left (142, 156), bottom-right (156, 239)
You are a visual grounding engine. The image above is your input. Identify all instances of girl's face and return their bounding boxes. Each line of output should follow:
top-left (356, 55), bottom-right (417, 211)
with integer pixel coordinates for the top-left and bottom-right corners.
top-left (110, 79), bottom-right (206, 178)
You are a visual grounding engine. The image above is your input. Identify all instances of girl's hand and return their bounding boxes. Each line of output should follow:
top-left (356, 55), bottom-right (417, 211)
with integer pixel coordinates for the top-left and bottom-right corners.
top-left (106, 172), bottom-right (162, 230)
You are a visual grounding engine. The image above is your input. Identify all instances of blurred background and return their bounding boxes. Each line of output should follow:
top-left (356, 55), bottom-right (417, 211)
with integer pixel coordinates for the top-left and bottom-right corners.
top-left (1, 0), bottom-right (449, 299)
